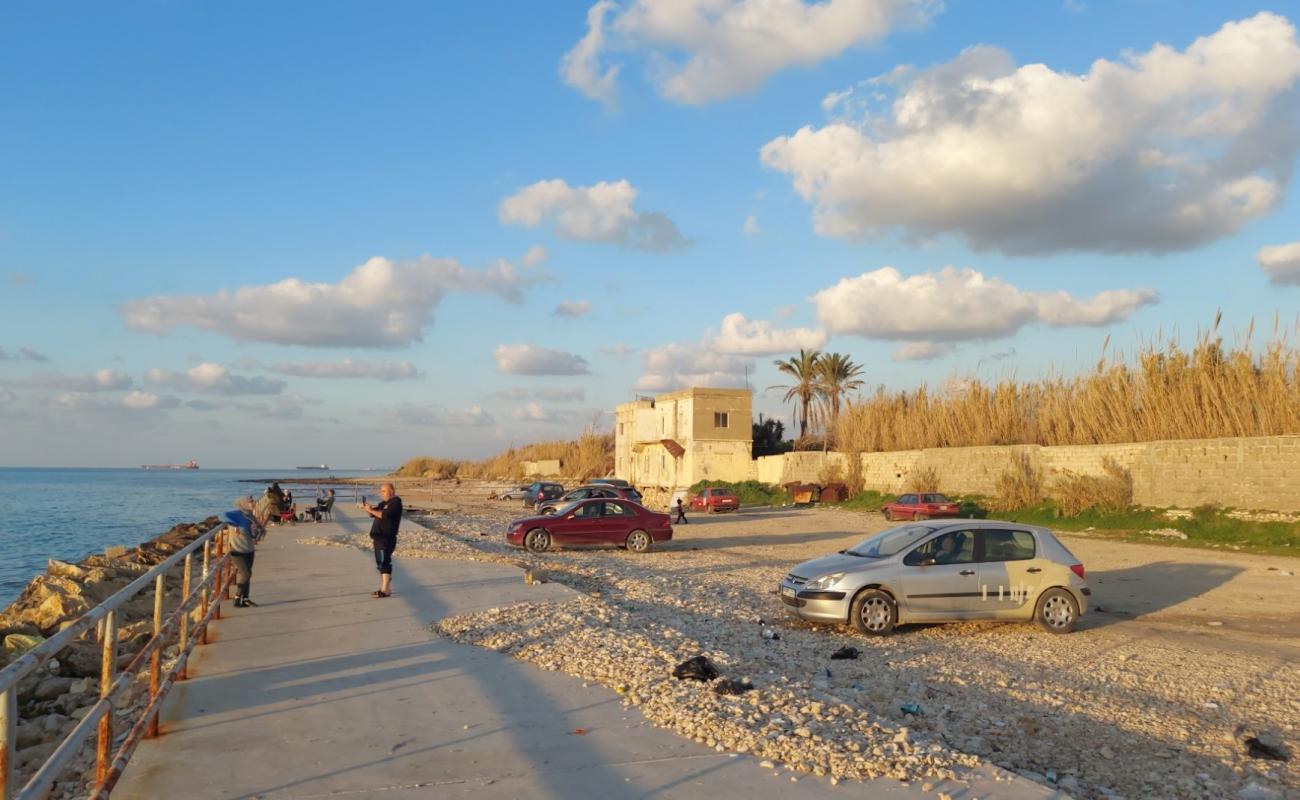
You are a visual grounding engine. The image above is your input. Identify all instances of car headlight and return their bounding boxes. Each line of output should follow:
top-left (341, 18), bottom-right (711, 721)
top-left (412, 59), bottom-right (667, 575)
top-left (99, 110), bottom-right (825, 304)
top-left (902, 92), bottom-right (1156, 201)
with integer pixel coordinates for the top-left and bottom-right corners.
top-left (802, 572), bottom-right (846, 591)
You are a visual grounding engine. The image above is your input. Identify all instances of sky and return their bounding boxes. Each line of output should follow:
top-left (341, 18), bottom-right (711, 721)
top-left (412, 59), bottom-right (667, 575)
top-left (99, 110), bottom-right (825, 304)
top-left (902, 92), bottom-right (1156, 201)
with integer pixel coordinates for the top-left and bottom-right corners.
top-left (2, 0), bottom-right (1299, 468)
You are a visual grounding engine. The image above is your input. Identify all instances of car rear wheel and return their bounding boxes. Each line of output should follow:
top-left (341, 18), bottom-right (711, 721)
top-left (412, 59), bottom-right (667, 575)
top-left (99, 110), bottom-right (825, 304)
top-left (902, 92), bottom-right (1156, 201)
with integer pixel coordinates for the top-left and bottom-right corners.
top-left (1035, 588), bottom-right (1079, 633)
top-left (523, 528), bottom-right (552, 553)
top-left (915, 513), bottom-right (929, 521)
top-left (850, 589), bottom-right (897, 636)
top-left (625, 529), bottom-right (652, 553)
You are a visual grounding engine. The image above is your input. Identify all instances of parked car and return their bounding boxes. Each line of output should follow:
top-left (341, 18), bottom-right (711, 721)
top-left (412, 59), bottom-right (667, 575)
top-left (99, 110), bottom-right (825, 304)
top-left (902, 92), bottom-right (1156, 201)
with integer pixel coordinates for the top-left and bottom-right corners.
top-left (520, 482), bottom-right (565, 507)
top-left (881, 492), bottom-right (960, 521)
top-left (498, 486), bottom-right (530, 501)
top-left (589, 477), bottom-right (632, 488)
top-left (538, 484), bottom-right (643, 514)
top-left (506, 498), bottom-right (672, 553)
top-left (689, 486), bottom-right (739, 513)
top-left (778, 520), bottom-right (1089, 636)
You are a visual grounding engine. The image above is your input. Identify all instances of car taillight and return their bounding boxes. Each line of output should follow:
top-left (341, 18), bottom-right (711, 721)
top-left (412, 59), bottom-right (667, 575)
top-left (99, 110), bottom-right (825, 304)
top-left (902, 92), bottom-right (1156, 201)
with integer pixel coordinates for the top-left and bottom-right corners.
top-left (1070, 564), bottom-right (1085, 580)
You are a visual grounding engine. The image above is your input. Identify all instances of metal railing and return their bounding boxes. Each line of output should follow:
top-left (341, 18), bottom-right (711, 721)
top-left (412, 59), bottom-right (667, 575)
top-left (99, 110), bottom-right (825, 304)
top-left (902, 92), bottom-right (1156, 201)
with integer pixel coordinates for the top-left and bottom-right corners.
top-left (0, 523), bottom-right (234, 800)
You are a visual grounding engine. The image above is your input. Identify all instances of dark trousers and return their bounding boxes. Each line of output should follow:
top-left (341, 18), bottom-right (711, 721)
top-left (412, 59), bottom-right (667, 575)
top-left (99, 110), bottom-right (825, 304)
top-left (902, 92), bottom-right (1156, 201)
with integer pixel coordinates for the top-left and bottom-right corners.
top-left (675, 508), bottom-right (688, 524)
top-left (231, 551), bottom-right (255, 599)
top-left (373, 537), bottom-right (396, 575)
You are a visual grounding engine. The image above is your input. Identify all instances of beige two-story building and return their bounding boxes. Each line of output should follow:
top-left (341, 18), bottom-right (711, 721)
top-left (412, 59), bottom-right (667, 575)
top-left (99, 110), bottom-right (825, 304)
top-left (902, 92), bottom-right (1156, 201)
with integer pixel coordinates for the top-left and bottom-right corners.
top-left (614, 387), bottom-right (754, 493)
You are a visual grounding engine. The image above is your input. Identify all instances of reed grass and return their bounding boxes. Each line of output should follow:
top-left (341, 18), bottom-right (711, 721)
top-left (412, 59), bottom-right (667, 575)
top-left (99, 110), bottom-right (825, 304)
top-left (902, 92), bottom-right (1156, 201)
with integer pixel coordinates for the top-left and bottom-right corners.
top-left (1050, 457), bottom-right (1133, 517)
top-left (396, 427), bottom-right (615, 482)
top-left (837, 316), bottom-right (1300, 452)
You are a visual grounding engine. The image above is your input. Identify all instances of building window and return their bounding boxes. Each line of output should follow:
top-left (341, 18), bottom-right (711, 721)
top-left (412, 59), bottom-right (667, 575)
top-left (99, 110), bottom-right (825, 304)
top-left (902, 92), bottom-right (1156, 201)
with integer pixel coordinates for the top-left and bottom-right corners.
top-left (714, 412), bottom-right (729, 428)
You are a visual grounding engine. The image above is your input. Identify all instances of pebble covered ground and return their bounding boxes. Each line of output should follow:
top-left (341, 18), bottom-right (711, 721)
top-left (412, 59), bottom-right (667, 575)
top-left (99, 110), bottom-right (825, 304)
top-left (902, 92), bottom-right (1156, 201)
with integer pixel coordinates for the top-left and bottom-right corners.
top-left (302, 500), bottom-right (1299, 800)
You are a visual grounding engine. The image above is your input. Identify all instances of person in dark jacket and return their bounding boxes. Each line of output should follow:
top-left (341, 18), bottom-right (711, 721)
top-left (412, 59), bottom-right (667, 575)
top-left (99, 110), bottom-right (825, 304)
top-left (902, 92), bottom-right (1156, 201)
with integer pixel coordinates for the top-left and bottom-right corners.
top-left (219, 496), bottom-right (267, 607)
top-left (362, 483), bottom-right (402, 598)
top-left (675, 497), bottom-right (688, 525)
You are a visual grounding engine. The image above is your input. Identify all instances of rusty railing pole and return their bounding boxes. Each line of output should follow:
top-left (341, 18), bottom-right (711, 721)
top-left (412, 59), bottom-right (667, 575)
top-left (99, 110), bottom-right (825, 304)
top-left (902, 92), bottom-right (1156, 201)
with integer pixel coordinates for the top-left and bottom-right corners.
top-left (96, 610), bottom-right (117, 786)
top-left (200, 540), bottom-right (211, 643)
top-left (178, 553), bottom-right (192, 679)
top-left (222, 529), bottom-right (232, 601)
top-left (1, 685), bottom-right (15, 800)
top-left (146, 574), bottom-right (164, 738)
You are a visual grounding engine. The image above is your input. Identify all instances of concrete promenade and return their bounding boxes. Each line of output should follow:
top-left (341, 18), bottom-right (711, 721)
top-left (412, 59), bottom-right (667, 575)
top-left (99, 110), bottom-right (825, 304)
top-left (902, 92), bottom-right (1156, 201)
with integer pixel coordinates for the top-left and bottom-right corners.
top-left (114, 507), bottom-right (1060, 799)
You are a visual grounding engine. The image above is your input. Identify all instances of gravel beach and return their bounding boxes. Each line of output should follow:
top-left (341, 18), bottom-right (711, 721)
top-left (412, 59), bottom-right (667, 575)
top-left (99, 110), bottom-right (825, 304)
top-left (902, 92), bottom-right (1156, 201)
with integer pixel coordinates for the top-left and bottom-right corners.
top-left (304, 486), bottom-right (1299, 800)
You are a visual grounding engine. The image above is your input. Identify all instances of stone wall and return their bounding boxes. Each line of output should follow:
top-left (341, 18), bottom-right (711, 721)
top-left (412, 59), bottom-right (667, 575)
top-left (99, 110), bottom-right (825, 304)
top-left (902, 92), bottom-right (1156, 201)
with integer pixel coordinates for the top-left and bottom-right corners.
top-left (748, 434), bottom-right (1300, 511)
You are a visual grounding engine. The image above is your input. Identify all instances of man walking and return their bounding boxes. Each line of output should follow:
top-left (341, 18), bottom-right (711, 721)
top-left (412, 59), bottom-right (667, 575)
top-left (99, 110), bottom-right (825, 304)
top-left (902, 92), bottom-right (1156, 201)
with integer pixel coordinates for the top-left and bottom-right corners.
top-left (675, 496), bottom-right (688, 525)
top-left (362, 483), bottom-right (402, 598)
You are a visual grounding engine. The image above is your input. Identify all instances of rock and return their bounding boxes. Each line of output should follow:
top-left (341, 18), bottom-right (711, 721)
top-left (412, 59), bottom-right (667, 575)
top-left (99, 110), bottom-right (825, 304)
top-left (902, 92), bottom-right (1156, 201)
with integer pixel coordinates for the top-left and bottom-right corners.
top-left (47, 559), bottom-right (88, 581)
top-left (104, 545), bottom-right (128, 559)
top-left (5, 632), bottom-right (45, 656)
top-left (34, 676), bottom-right (76, 701)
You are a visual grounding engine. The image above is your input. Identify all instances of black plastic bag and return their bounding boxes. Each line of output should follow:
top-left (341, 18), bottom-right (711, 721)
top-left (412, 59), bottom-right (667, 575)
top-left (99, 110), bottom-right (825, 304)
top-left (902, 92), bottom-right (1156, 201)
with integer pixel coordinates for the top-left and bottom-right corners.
top-left (672, 655), bottom-right (720, 682)
top-left (830, 646), bottom-right (860, 660)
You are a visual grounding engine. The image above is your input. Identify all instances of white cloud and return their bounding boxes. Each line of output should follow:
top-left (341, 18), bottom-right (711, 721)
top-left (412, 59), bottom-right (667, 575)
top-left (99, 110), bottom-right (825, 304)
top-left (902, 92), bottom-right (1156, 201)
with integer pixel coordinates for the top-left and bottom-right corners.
top-left (892, 341), bottom-right (954, 361)
top-left (554, 299), bottom-right (593, 318)
top-left (813, 266), bottom-right (1157, 341)
top-left (495, 387), bottom-right (586, 402)
top-left (708, 312), bottom-right (827, 356)
top-left (499, 179), bottom-right (687, 252)
top-left (742, 215), bottom-right (760, 236)
top-left (599, 341), bottom-right (637, 357)
top-left (267, 359), bottom-right (423, 381)
top-left (1257, 242), bottom-right (1300, 286)
top-left (636, 342), bottom-right (751, 392)
top-left (122, 390), bottom-right (165, 409)
top-left (493, 344), bottom-right (591, 376)
top-left (55, 391), bottom-right (180, 414)
top-left (30, 369), bottom-right (133, 392)
top-left (512, 402), bottom-right (571, 423)
top-left (390, 404), bottom-right (495, 427)
top-left (561, 0), bottom-right (621, 106)
top-left (121, 252), bottom-right (548, 348)
top-left (762, 13), bottom-right (1300, 254)
top-left (146, 363), bottom-right (285, 395)
top-left (521, 245), bottom-right (550, 268)
top-left (562, 0), bottom-right (936, 106)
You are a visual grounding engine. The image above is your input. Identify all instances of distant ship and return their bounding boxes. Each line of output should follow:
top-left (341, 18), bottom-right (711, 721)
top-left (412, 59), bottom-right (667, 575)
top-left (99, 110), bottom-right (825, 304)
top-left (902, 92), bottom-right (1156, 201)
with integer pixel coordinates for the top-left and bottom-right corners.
top-left (142, 460), bottom-right (199, 470)
top-left (296, 464), bottom-right (330, 470)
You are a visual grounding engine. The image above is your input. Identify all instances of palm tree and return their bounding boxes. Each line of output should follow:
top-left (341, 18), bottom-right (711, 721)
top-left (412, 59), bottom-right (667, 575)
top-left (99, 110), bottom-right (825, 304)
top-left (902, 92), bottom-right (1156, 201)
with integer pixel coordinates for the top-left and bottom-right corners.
top-left (770, 349), bottom-right (822, 439)
top-left (817, 352), bottom-right (866, 427)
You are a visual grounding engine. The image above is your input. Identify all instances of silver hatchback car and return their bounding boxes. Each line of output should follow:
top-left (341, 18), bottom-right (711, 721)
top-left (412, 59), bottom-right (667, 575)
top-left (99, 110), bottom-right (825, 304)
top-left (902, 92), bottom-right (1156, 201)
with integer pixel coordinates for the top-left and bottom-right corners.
top-left (780, 520), bottom-right (1090, 635)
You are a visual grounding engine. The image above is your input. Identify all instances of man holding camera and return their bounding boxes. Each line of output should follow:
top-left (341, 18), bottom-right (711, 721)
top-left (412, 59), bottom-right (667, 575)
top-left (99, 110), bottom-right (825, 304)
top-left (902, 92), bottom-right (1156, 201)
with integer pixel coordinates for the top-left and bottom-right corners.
top-left (361, 483), bottom-right (402, 598)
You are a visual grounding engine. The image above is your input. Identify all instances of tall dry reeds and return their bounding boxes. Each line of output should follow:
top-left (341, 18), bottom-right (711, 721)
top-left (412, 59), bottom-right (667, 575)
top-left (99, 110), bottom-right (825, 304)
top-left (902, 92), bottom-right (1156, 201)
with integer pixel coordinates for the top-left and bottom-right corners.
top-left (448, 426), bottom-right (615, 481)
top-left (837, 316), bottom-right (1300, 452)
top-left (1051, 457), bottom-right (1133, 517)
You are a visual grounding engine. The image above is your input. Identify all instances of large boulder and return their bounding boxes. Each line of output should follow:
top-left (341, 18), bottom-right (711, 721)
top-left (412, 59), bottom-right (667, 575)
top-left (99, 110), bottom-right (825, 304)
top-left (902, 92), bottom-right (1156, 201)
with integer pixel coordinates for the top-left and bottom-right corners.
top-left (29, 591), bottom-right (91, 633)
top-left (4, 632), bottom-right (45, 657)
top-left (33, 676), bottom-right (76, 701)
top-left (46, 559), bottom-right (88, 581)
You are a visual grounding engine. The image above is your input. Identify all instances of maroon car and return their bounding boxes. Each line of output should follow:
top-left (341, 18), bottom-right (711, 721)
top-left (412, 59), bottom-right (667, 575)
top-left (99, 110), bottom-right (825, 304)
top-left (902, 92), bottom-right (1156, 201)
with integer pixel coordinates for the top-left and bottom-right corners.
top-left (689, 487), bottom-right (740, 513)
top-left (507, 498), bottom-right (672, 553)
top-left (882, 492), bottom-right (961, 521)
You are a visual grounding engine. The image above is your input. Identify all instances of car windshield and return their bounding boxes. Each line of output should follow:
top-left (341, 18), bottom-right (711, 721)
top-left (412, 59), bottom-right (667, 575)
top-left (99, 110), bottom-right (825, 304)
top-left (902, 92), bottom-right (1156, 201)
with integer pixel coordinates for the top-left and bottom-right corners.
top-left (847, 525), bottom-right (935, 558)
top-left (552, 501), bottom-right (583, 516)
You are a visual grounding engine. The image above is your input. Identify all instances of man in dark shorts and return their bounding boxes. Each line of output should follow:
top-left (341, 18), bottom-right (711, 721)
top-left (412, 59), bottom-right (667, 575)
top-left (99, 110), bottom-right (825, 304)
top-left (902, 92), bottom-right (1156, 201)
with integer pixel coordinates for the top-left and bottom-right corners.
top-left (362, 483), bottom-right (402, 598)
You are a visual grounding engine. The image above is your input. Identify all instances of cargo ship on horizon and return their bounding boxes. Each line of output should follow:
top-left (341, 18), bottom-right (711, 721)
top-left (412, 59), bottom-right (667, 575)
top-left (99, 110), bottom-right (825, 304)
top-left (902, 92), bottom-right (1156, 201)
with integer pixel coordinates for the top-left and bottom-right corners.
top-left (141, 460), bottom-right (199, 470)
top-left (296, 464), bottom-right (330, 470)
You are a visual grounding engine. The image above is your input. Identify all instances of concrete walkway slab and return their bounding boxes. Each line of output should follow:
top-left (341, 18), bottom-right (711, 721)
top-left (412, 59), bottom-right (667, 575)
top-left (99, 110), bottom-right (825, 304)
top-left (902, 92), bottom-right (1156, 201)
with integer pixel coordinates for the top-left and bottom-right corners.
top-left (114, 508), bottom-right (1062, 800)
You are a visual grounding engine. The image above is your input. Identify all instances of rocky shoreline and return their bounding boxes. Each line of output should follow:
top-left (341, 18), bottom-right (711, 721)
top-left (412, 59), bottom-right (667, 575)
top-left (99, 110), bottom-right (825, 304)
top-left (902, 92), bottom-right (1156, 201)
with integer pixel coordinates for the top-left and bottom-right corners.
top-left (0, 517), bottom-right (218, 798)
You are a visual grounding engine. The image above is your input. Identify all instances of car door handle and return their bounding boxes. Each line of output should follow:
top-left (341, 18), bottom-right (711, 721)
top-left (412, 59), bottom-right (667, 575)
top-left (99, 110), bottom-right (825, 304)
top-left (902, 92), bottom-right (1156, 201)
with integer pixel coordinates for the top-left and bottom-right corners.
top-left (1026, 567), bottom-right (1042, 573)
top-left (959, 569), bottom-right (975, 576)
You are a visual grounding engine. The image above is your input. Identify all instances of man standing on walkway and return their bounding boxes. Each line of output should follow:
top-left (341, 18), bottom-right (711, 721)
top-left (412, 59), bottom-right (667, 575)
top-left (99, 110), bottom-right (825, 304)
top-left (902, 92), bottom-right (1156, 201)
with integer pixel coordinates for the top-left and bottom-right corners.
top-left (220, 496), bottom-right (267, 608)
top-left (362, 483), bottom-right (402, 598)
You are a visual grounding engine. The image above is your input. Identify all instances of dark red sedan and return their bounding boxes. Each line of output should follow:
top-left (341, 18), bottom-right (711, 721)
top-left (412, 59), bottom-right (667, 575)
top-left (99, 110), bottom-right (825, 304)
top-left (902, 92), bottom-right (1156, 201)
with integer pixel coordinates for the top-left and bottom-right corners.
top-left (881, 492), bottom-right (961, 521)
top-left (506, 498), bottom-right (673, 553)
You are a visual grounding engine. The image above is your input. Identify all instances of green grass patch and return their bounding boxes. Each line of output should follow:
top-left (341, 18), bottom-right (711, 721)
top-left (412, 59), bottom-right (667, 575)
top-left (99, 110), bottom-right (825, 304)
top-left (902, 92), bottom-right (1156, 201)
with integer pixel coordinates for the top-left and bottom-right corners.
top-left (688, 480), bottom-right (787, 507)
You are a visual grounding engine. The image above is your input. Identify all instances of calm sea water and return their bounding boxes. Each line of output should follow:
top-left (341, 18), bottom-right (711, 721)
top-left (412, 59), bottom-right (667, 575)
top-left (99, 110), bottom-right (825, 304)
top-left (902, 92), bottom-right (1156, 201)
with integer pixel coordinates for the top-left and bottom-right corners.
top-left (0, 468), bottom-right (384, 607)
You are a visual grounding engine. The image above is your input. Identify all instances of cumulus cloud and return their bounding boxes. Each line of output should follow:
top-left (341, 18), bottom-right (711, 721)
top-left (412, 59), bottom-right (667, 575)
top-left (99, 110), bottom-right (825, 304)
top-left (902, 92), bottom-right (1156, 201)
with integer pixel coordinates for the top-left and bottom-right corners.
top-left (813, 266), bottom-right (1158, 341)
top-left (1257, 242), bottom-right (1300, 286)
top-left (120, 251), bottom-right (549, 348)
top-left (267, 359), bottom-right (423, 381)
top-left (390, 404), bottom-right (495, 427)
top-left (29, 369), bottom-right (133, 392)
top-left (493, 344), bottom-right (591, 376)
top-left (763, 13), bottom-right (1300, 254)
top-left (512, 402), bottom-right (571, 423)
top-left (499, 179), bottom-right (687, 252)
top-left (554, 300), bottom-right (593, 318)
top-left (561, 0), bottom-right (935, 106)
top-left (599, 341), bottom-right (637, 357)
top-left (636, 342), bottom-right (751, 392)
top-left (146, 363), bottom-right (285, 395)
top-left (0, 346), bottom-right (48, 362)
top-left (892, 341), bottom-right (954, 361)
top-left (708, 312), bottom-right (828, 356)
top-left (521, 245), bottom-right (550, 268)
top-left (55, 391), bottom-right (180, 414)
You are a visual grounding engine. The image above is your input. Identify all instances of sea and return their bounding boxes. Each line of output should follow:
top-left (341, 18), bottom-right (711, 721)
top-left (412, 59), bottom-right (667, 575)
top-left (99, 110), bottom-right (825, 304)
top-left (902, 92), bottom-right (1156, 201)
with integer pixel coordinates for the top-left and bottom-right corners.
top-left (0, 467), bottom-right (386, 608)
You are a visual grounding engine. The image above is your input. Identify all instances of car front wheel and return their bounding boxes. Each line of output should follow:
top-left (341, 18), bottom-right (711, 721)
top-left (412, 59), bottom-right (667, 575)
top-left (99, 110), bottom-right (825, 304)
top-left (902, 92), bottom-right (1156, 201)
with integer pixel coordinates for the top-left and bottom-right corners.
top-left (625, 529), bottom-right (652, 553)
top-left (1035, 587), bottom-right (1079, 633)
top-left (523, 528), bottom-right (552, 553)
top-left (850, 589), bottom-right (897, 636)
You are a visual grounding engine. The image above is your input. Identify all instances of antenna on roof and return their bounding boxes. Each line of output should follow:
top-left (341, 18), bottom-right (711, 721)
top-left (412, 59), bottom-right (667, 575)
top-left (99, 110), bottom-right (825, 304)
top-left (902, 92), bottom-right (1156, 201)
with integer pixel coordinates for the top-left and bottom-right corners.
top-left (744, 363), bottom-right (751, 391)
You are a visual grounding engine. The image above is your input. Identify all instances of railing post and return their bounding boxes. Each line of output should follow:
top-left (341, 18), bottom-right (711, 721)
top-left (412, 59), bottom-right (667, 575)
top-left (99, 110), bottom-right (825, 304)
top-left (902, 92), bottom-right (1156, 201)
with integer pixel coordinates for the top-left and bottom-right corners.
top-left (200, 540), bottom-right (211, 643)
top-left (178, 553), bottom-right (192, 679)
top-left (96, 610), bottom-right (117, 786)
top-left (221, 529), bottom-right (232, 601)
top-left (1, 685), bottom-right (15, 800)
top-left (147, 574), bottom-right (164, 738)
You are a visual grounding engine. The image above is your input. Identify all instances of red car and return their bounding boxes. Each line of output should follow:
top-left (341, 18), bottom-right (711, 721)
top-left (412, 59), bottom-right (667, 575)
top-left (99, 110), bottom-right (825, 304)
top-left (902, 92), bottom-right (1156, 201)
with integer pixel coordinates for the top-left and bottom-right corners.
top-left (507, 498), bottom-right (672, 553)
top-left (882, 492), bottom-right (961, 521)
top-left (689, 487), bottom-right (740, 513)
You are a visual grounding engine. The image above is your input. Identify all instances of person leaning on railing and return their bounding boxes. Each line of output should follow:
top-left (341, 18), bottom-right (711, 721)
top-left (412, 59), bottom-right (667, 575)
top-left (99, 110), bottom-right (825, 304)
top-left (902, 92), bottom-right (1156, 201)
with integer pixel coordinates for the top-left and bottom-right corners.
top-left (220, 496), bottom-right (269, 607)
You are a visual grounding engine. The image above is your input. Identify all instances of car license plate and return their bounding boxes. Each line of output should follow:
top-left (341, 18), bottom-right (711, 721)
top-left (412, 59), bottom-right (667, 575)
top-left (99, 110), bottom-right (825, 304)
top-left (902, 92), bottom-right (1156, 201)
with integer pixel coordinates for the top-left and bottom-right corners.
top-left (781, 587), bottom-right (796, 598)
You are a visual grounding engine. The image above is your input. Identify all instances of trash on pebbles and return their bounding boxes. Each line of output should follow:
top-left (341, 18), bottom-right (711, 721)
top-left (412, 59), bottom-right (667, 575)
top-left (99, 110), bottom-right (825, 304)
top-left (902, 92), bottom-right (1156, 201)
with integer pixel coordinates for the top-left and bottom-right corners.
top-left (830, 646), bottom-right (860, 660)
top-left (1143, 528), bottom-right (1189, 540)
top-left (673, 655), bottom-right (720, 682)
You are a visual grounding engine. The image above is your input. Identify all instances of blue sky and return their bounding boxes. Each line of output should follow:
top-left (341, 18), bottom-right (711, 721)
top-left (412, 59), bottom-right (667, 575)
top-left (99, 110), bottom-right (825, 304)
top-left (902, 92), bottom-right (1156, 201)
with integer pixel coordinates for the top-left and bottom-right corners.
top-left (2, 0), bottom-right (1299, 468)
